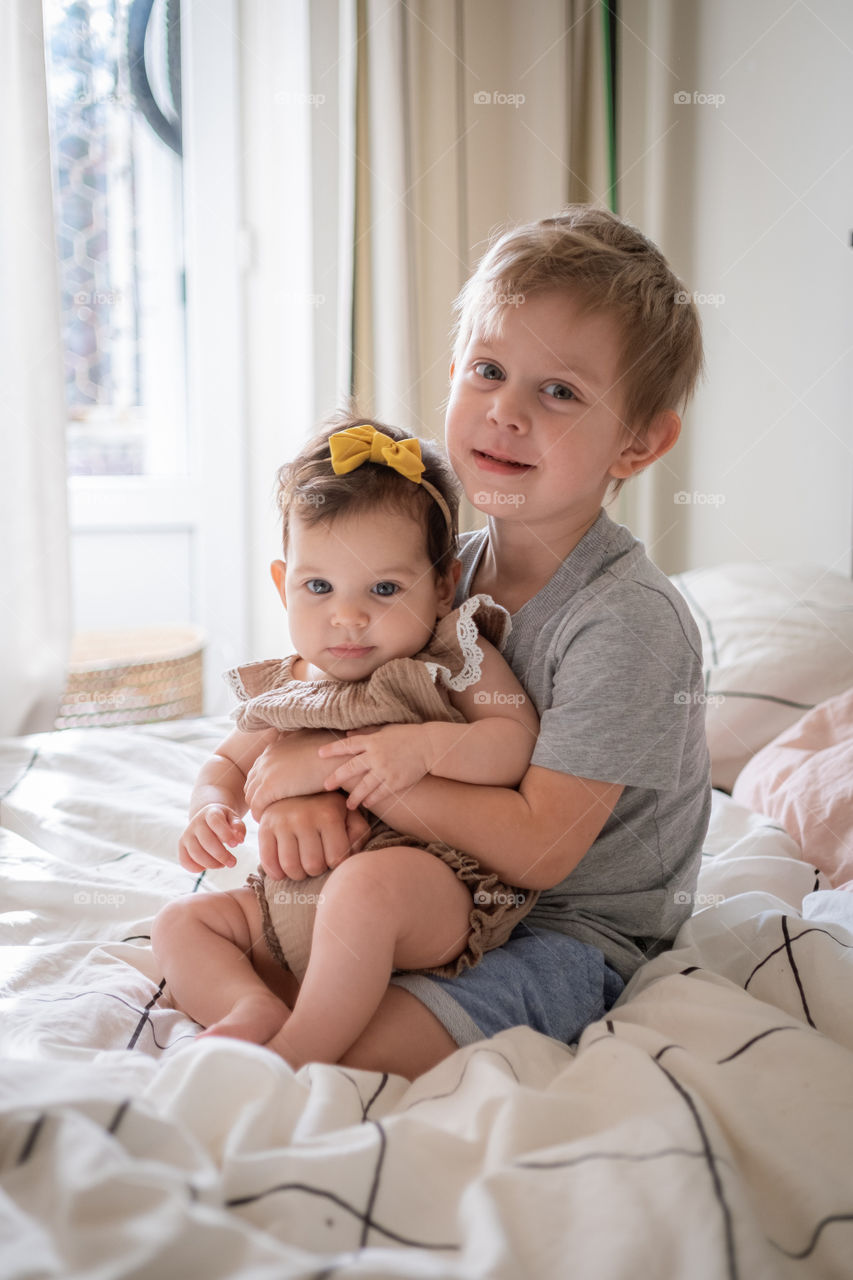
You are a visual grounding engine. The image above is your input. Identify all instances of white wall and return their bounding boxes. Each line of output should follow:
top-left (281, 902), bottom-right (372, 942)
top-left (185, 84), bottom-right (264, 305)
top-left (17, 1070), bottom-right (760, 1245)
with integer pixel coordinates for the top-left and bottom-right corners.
top-left (619, 0), bottom-right (853, 576)
top-left (238, 0), bottom-right (315, 665)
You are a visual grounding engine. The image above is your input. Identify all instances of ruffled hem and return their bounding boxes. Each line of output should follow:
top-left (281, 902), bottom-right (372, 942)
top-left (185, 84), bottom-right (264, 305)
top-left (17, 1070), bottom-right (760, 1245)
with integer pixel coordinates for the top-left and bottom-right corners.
top-left (247, 827), bottom-right (538, 983)
top-left (424, 593), bottom-right (511, 693)
top-left (364, 827), bottom-right (538, 977)
top-left (247, 870), bottom-right (290, 971)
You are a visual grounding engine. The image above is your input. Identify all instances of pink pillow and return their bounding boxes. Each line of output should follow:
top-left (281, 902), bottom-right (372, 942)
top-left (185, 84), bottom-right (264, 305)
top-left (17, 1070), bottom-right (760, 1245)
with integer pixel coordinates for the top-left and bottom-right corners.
top-left (669, 564), bottom-right (853, 792)
top-left (732, 687), bottom-right (853, 887)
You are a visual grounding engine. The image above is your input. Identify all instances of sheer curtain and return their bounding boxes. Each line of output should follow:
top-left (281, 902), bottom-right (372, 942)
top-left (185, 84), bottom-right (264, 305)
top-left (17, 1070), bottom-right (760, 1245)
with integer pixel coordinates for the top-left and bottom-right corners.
top-left (344, 0), bottom-right (613, 464)
top-left (613, 0), bottom-right (699, 570)
top-left (0, 1), bottom-right (70, 735)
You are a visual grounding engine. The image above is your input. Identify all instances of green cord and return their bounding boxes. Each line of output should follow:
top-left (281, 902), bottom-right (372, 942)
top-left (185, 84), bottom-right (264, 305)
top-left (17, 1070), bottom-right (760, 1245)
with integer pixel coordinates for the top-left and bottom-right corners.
top-left (601, 1), bottom-right (618, 212)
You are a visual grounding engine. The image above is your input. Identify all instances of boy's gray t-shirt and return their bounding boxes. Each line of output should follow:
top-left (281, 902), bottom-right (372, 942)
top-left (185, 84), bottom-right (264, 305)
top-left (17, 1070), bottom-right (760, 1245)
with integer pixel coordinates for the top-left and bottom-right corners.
top-left (456, 509), bottom-right (712, 983)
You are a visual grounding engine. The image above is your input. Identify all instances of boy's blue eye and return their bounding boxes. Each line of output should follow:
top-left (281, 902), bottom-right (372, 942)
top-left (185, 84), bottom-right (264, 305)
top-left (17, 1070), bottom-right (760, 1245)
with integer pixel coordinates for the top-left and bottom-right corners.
top-left (306, 579), bottom-right (332, 594)
top-left (474, 361), bottom-right (503, 381)
top-left (373, 581), bottom-right (399, 597)
top-left (543, 381), bottom-right (576, 401)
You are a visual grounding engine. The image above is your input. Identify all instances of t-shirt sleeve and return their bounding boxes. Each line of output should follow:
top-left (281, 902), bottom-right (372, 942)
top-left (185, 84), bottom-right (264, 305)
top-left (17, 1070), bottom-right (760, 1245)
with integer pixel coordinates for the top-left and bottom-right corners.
top-left (531, 584), bottom-right (703, 790)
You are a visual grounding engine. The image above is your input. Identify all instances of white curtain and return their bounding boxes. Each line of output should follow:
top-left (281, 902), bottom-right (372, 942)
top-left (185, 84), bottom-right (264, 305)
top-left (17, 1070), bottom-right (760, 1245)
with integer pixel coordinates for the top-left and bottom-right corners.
top-left (341, 0), bottom-right (612, 525)
top-left (0, 1), bottom-right (70, 735)
top-left (612, 0), bottom-right (697, 571)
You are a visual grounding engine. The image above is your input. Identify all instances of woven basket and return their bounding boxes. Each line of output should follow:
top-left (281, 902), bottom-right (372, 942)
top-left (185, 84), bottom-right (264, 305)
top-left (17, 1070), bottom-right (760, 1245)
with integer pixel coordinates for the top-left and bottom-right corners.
top-left (57, 626), bottom-right (205, 729)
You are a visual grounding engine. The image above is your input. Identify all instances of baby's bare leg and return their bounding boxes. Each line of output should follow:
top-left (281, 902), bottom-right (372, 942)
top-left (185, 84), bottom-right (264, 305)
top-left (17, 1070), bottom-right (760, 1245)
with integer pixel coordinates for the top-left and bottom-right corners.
top-left (266, 846), bottom-right (472, 1070)
top-left (151, 887), bottom-right (293, 1043)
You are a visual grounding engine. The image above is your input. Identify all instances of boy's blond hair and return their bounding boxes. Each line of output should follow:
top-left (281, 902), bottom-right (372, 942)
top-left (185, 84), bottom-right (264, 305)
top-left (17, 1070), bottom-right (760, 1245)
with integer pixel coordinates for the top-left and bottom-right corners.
top-left (452, 206), bottom-right (703, 449)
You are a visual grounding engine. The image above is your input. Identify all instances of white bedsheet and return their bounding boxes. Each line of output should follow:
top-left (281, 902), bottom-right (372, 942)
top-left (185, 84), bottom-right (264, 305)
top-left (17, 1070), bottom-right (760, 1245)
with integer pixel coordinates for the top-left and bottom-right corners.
top-left (1, 720), bottom-right (852, 1278)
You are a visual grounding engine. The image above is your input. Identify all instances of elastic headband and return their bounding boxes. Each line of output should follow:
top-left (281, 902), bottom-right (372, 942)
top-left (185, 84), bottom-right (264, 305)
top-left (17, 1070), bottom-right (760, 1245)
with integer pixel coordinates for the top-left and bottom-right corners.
top-left (329, 424), bottom-right (454, 533)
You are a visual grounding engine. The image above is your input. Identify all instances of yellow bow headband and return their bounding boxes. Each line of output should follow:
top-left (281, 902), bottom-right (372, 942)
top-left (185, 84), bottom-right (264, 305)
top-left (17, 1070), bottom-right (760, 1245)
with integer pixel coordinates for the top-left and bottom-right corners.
top-left (329, 424), bottom-right (454, 532)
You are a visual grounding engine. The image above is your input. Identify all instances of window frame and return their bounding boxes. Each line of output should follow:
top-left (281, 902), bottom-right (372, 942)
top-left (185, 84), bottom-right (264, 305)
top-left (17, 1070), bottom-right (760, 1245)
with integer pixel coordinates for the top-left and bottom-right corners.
top-left (66, 0), bottom-right (249, 709)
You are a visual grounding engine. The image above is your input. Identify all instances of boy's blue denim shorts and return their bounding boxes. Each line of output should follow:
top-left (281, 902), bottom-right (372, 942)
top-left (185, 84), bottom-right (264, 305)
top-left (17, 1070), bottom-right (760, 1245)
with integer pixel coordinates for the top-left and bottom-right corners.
top-left (390, 922), bottom-right (625, 1047)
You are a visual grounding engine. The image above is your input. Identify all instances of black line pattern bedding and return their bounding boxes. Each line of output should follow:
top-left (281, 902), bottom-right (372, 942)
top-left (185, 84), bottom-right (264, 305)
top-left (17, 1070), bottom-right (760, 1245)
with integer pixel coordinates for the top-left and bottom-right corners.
top-left (1, 718), bottom-right (852, 1279)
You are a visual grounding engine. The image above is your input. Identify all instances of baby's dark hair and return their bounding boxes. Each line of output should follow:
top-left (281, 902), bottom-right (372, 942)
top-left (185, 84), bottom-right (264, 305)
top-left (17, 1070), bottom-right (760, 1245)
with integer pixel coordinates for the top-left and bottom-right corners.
top-left (276, 412), bottom-right (460, 579)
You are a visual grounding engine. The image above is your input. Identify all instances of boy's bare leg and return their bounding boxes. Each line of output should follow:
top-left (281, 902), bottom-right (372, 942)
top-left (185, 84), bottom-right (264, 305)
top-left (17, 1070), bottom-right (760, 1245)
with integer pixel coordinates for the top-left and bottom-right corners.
top-left (151, 887), bottom-right (295, 1043)
top-left (266, 847), bottom-right (472, 1071)
top-left (339, 985), bottom-right (459, 1079)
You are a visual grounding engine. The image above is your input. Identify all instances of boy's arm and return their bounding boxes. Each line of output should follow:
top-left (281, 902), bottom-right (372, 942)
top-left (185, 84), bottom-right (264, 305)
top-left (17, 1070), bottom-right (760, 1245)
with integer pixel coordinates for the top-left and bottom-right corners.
top-left (357, 766), bottom-right (623, 890)
top-left (244, 636), bottom-right (537, 810)
top-left (317, 639), bottom-right (539, 804)
top-left (243, 728), bottom-right (344, 814)
top-left (422, 638), bottom-right (539, 785)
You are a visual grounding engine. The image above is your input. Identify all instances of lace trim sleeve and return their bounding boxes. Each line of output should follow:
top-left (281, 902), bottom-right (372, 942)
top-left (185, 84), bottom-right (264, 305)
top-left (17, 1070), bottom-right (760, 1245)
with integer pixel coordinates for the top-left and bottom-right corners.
top-left (223, 667), bottom-right (249, 701)
top-left (425, 594), bottom-right (511, 693)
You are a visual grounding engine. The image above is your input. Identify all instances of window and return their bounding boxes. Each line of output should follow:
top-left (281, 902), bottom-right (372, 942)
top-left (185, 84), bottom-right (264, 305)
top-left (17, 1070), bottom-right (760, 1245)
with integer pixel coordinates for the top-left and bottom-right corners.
top-left (38, 0), bottom-right (306, 706)
top-left (43, 0), bottom-right (187, 478)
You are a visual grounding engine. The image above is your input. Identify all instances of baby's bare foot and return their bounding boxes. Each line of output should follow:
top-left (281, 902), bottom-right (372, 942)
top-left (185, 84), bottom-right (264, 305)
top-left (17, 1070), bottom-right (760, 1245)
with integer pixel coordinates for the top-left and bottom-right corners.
top-left (197, 992), bottom-right (289, 1045)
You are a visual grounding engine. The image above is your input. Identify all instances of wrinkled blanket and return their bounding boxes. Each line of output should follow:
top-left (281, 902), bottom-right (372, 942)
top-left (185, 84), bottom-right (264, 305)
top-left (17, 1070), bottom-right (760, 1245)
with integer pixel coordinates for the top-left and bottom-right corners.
top-left (1, 721), bottom-right (851, 1279)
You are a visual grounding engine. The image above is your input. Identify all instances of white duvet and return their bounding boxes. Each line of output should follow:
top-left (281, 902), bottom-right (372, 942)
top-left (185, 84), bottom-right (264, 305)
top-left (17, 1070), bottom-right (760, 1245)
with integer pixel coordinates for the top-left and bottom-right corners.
top-left (1, 720), bottom-right (852, 1279)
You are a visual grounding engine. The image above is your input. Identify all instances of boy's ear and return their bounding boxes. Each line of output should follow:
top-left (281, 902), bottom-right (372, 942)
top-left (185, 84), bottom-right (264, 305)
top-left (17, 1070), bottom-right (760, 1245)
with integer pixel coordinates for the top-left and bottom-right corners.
top-left (270, 559), bottom-right (287, 607)
top-left (435, 559), bottom-right (461, 618)
top-left (609, 410), bottom-right (681, 480)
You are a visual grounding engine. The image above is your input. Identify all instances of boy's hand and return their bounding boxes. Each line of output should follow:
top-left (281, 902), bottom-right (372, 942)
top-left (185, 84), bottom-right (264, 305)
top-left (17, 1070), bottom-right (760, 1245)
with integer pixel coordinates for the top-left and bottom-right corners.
top-left (257, 793), bottom-right (371, 880)
top-left (245, 730), bottom-right (339, 819)
top-left (318, 725), bottom-right (432, 813)
top-left (178, 804), bottom-right (246, 873)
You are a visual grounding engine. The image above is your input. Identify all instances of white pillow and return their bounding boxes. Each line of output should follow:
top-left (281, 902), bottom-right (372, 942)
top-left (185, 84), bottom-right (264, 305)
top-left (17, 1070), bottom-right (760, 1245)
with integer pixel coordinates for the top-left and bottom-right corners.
top-left (669, 563), bottom-right (853, 791)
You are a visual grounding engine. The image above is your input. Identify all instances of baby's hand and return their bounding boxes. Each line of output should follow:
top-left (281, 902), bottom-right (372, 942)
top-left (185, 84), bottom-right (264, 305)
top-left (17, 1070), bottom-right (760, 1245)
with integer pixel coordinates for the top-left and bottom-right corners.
top-left (318, 724), bottom-right (432, 812)
top-left (245, 730), bottom-right (338, 819)
top-left (178, 804), bottom-right (246, 873)
top-left (257, 793), bottom-right (370, 880)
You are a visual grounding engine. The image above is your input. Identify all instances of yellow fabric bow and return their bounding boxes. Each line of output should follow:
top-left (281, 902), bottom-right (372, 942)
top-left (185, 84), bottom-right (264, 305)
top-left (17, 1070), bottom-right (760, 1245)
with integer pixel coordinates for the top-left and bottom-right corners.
top-left (329, 424), bottom-right (425, 483)
top-left (328, 424), bottom-right (454, 533)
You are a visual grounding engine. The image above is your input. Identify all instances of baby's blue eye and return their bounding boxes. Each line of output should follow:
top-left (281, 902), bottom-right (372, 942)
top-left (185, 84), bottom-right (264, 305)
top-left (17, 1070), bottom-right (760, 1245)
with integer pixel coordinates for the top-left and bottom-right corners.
top-left (373, 581), bottom-right (399, 597)
top-left (306, 579), bottom-right (332, 594)
top-left (474, 361), bottom-right (503, 381)
top-left (543, 381), bottom-right (576, 401)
